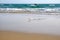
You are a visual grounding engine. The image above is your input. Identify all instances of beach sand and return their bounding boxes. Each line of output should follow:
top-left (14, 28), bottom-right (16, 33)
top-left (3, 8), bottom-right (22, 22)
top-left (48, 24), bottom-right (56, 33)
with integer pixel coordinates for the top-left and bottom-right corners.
top-left (0, 31), bottom-right (60, 40)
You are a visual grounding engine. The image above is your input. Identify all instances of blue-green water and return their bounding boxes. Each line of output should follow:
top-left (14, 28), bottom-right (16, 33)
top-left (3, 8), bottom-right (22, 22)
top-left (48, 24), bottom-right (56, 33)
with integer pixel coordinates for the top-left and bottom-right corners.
top-left (0, 4), bottom-right (60, 8)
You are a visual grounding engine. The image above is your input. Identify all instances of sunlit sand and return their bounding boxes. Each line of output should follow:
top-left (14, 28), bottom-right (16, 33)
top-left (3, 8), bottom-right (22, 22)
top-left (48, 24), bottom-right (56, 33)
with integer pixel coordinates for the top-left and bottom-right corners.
top-left (0, 31), bottom-right (60, 40)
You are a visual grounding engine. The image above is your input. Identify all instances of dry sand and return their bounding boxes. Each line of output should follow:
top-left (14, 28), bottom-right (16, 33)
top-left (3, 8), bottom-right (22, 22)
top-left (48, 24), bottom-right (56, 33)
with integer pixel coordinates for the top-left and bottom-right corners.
top-left (0, 31), bottom-right (60, 40)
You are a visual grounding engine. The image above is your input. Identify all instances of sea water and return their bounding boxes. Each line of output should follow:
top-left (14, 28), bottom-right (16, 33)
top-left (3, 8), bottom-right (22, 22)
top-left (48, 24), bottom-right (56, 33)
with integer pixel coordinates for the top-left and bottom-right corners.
top-left (0, 13), bottom-right (60, 35)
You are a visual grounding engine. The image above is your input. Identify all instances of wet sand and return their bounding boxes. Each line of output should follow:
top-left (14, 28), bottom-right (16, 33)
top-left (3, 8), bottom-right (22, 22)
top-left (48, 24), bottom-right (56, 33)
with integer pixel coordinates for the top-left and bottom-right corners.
top-left (0, 13), bottom-right (60, 40)
top-left (0, 31), bottom-right (60, 40)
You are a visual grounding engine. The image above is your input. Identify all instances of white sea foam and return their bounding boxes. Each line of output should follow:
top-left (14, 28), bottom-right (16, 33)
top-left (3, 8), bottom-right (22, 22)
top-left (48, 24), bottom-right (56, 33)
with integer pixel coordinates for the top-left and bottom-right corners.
top-left (0, 13), bottom-right (60, 35)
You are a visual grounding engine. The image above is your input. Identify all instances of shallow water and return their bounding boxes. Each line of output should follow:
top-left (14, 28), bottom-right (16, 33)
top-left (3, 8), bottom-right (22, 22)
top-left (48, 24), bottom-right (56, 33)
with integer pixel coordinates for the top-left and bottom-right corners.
top-left (0, 13), bottom-right (60, 35)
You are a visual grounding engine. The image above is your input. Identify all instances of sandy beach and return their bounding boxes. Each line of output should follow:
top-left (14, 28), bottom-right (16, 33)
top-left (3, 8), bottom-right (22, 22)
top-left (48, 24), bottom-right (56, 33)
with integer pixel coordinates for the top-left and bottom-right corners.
top-left (0, 31), bottom-right (60, 40)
